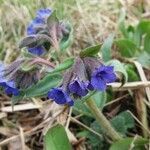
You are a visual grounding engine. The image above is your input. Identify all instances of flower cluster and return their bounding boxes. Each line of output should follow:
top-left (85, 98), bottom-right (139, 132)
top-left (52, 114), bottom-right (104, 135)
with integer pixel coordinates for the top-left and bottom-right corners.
top-left (0, 8), bottom-right (72, 97)
top-left (26, 8), bottom-right (52, 55)
top-left (0, 8), bottom-right (117, 108)
top-left (48, 57), bottom-right (116, 106)
top-left (20, 8), bottom-right (71, 56)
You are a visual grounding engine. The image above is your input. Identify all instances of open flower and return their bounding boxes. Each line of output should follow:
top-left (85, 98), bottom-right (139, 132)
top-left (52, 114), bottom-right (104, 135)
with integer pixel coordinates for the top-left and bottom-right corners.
top-left (68, 77), bottom-right (88, 96)
top-left (0, 63), bottom-right (19, 96)
top-left (48, 88), bottom-right (74, 106)
top-left (91, 65), bottom-right (116, 91)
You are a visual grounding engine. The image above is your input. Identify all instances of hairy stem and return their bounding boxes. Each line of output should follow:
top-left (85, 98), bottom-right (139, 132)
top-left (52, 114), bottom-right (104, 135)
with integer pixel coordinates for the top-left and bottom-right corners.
top-left (86, 98), bottom-right (122, 141)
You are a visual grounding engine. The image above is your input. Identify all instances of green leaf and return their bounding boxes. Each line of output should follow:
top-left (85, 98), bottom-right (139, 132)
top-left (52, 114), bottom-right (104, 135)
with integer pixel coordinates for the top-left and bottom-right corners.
top-left (136, 20), bottom-right (150, 35)
top-left (106, 59), bottom-right (128, 83)
top-left (110, 137), bottom-right (148, 150)
top-left (111, 116), bottom-right (126, 135)
top-left (125, 64), bottom-right (140, 82)
top-left (44, 124), bottom-right (72, 150)
top-left (111, 111), bottom-right (134, 135)
top-left (92, 91), bottom-right (106, 109)
top-left (134, 20), bottom-right (150, 47)
top-left (59, 22), bottom-right (73, 51)
top-left (73, 100), bottom-right (92, 117)
top-left (73, 91), bottom-right (104, 117)
top-left (80, 44), bottom-right (101, 58)
top-left (144, 33), bottom-right (150, 53)
top-left (138, 52), bottom-right (150, 70)
top-left (118, 8), bottom-right (128, 38)
top-left (115, 39), bottom-right (137, 57)
top-left (101, 33), bottom-right (115, 62)
top-left (12, 73), bottom-right (62, 103)
top-left (119, 111), bottom-right (135, 129)
top-left (53, 58), bottom-right (74, 73)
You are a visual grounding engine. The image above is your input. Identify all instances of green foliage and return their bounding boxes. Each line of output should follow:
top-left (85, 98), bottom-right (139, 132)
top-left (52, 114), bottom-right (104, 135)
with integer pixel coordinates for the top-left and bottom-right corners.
top-left (117, 17), bottom-right (150, 69)
top-left (79, 44), bottom-right (101, 57)
top-left (92, 91), bottom-right (106, 109)
top-left (118, 8), bottom-right (128, 38)
top-left (125, 64), bottom-right (140, 82)
top-left (78, 111), bottom-right (135, 150)
top-left (53, 58), bottom-right (74, 73)
top-left (144, 33), bottom-right (150, 54)
top-left (91, 111), bottom-right (134, 136)
top-left (134, 20), bottom-right (150, 47)
top-left (44, 124), bottom-right (72, 150)
top-left (82, 111), bottom-right (135, 149)
top-left (110, 137), bottom-right (149, 150)
top-left (59, 22), bottom-right (73, 52)
top-left (101, 33), bottom-right (115, 62)
top-left (73, 91), bottom-right (106, 117)
top-left (137, 52), bottom-right (150, 69)
top-left (111, 111), bottom-right (135, 135)
top-left (115, 39), bottom-right (137, 57)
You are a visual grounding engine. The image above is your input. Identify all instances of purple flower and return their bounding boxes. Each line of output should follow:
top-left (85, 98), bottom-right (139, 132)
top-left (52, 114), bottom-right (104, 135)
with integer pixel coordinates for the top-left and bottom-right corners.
top-left (91, 65), bottom-right (116, 91)
top-left (0, 63), bottom-right (19, 96)
top-left (27, 17), bottom-right (45, 35)
top-left (28, 46), bottom-right (45, 56)
top-left (3, 81), bottom-right (19, 96)
top-left (68, 77), bottom-right (88, 96)
top-left (36, 8), bottom-right (52, 19)
top-left (26, 8), bottom-right (52, 55)
top-left (48, 88), bottom-right (74, 106)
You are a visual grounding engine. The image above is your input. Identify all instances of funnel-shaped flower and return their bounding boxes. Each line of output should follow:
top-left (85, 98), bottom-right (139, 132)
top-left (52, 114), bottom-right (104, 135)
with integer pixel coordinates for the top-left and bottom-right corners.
top-left (91, 65), bottom-right (116, 91)
top-left (68, 77), bottom-right (88, 96)
top-left (48, 88), bottom-right (74, 106)
top-left (67, 58), bottom-right (89, 97)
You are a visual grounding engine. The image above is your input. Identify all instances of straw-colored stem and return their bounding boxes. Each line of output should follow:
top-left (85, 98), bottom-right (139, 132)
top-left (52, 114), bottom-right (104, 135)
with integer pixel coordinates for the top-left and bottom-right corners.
top-left (86, 98), bottom-right (122, 141)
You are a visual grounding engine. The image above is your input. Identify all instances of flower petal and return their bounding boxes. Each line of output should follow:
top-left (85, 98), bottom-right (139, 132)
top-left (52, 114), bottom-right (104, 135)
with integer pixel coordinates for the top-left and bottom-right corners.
top-left (48, 88), bottom-right (74, 106)
top-left (91, 76), bottom-right (106, 91)
top-left (36, 8), bottom-right (52, 19)
top-left (69, 79), bottom-right (88, 96)
top-left (27, 17), bottom-right (45, 35)
top-left (102, 72), bottom-right (116, 83)
top-left (28, 46), bottom-right (45, 56)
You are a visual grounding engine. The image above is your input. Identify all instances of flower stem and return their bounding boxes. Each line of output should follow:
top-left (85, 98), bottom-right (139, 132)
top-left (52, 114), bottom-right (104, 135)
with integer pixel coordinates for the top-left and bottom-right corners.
top-left (86, 98), bottom-right (122, 141)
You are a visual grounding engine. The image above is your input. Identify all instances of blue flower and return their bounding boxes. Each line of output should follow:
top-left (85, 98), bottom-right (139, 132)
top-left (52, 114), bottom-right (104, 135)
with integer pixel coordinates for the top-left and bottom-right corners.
top-left (26, 8), bottom-right (52, 55)
top-left (91, 65), bottom-right (116, 91)
top-left (36, 8), bottom-right (52, 20)
top-left (0, 63), bottom-right (19, 96)
top-left (68, 77), bottom-right (88, 96)
top-left (4, 81), bottom-right (19, 96)
top-left (48, 88), bottom-right (74, 106)
top-left (27, 17), bottom-right (45, 35)
top-left (28, 46), bottom-right (45, 56)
